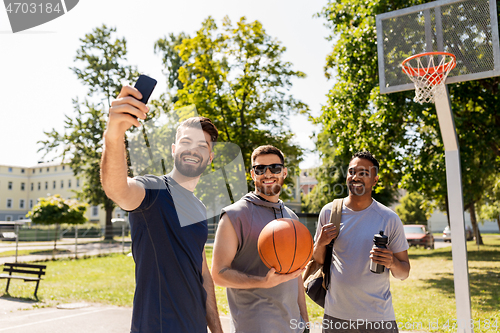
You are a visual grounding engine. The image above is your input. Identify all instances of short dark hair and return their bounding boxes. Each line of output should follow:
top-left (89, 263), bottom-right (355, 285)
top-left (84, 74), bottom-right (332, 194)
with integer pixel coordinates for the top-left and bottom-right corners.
top-left (351, 151), bottom-right (379, 174)
top-left (176, 117), bottom-right (218, 144)
top-left (251, 145), bottom-right (285, 165)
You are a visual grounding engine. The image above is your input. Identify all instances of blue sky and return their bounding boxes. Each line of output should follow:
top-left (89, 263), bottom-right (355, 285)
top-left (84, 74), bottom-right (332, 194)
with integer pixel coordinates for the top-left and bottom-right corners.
top-left (0, 0), bottom-right (333, 168)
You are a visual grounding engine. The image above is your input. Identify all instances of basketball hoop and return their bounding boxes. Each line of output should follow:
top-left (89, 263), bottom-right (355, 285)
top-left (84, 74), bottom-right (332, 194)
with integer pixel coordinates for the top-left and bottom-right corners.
top-left (401, 52), bottom-right (456, 104)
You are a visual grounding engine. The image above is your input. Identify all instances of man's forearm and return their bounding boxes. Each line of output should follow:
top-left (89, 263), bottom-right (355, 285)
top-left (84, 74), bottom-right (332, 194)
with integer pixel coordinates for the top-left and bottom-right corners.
top-left (389, 256), bottom-right (410, 280)
top-left (203, 271), bottom-right (222, 333)
top-left (101, 133), bottom-right (129, 202)
top-left (312, 243), bottom-right (327, 264)
top-left (215, 267), bottom-right (266, 289)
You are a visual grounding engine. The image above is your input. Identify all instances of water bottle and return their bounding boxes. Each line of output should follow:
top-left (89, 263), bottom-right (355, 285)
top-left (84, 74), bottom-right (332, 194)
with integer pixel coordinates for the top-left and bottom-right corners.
top-left (370, 230), bottom-right (388, 274)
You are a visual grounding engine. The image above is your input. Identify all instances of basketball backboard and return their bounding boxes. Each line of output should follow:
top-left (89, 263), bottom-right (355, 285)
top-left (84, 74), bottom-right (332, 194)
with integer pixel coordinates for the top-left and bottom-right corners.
top-left (376, 0), bottom-right (500, 94)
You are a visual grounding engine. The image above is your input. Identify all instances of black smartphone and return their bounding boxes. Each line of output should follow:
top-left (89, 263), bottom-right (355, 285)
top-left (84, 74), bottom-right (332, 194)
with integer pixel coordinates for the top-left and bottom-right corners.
top-left (134, 74), bottom-right (157, 104)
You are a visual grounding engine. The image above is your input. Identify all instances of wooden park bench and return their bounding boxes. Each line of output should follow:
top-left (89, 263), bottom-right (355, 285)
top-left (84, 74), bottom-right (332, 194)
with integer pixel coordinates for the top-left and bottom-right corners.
top-left (0, 263), bottom-right (46, 298)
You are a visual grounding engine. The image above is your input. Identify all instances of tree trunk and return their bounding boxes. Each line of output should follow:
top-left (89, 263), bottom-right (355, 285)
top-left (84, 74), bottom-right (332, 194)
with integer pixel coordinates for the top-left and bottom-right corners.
top-left (104, 200), bottom-right (115, 240)
top-left (497, 215), bottom-right (500, 234)
top-left (469, 203), bottom-right (484, 245)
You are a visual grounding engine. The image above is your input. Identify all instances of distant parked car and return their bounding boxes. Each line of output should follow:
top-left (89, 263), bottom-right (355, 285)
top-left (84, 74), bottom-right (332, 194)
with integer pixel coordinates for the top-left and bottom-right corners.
top-left (443, 226), bottom-right (451, 242)
top-left (404, 224), bottom-right (434, 249)
top-left (0, 232), bottom-right (17, 241)
top-left (443, 225), bottom-right (474, 242)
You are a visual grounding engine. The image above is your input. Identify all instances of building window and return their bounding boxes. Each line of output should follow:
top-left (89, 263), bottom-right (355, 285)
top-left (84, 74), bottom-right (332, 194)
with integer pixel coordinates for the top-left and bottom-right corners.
top-left (68, 180), bottom-right (71, 188)
top-left (55, 167), bottom-right (57, 172)
top-left (91, 206), bottom-right (99, 217)
top-left (38, 182), bottom-right (41, 190)
top-left (62, 166), bottom-right (65, 170)
top-left (29, 199), bottom-right (33, 209)
top-left (7, 199), bottom-right (12, 208)
top-left (61, 180), bottom-right (64, 189)
top-left (5, 215), bottom-right (12, 221)
top-left (47, 167), bottom-right (50, 172)
top-left (21, 183), bottom-right (25, 191)
top-left (21, 169), bottom-right (25, 173)
top-left (53, 181), bottom-right (56, 189)
top-left (45, 182), bottom-right (48, 190)
top-left (18, 215), bottom-right (25, 220)
top-left (8, 182), bottom-right (12, 190)
top-left (32, 169), bottom-right (35, 174)
top-left (39, 168), bottom-right (42, 173)
top-left (77, 179), bottom-right (80, 187)
top-left (8, 167), bottom-right (12, 172)
top-left (20, 199), bottom-right (25, 209)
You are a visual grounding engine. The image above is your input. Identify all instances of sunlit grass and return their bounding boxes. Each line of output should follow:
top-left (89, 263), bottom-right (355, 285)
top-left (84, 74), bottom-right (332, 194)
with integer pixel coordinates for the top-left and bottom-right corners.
top-left (391, 236), bottom-right (500, 332)
top-left (0, 254), bottom-right (135, 306)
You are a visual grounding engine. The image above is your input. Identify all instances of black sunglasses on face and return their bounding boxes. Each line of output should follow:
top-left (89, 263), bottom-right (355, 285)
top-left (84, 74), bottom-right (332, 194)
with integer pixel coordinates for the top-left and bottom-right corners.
top-left (252, 164), bottom-right (284, 175)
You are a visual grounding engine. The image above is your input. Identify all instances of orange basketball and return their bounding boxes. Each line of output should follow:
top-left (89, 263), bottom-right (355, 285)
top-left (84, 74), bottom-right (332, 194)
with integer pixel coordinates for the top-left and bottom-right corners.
top-left (257, 218), bottom-right (313, 274)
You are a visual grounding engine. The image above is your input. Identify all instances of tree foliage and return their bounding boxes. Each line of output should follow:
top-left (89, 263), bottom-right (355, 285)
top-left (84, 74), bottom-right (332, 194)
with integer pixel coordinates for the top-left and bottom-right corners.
top-left (38, 25), bottom-right (139, 239)
top-left (312, 0), bottom-right (500, 243)
top-left (27, 195), bottom-right (87, 250)
top-left (155, 17), bottom-right (309, 197)
top-left (477, 175), bottom-right (500, 232)
top-left (395, 192), bottom-right (429, 225)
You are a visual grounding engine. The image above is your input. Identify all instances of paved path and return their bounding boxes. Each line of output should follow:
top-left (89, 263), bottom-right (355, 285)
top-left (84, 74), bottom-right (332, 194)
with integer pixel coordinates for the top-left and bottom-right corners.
top-left (0, 298), bottom-right (423, 333)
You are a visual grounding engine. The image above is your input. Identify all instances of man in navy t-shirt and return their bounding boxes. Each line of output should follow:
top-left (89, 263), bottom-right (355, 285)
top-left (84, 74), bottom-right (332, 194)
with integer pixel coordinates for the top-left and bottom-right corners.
top-left (101, 85), bottom-right (223, 333)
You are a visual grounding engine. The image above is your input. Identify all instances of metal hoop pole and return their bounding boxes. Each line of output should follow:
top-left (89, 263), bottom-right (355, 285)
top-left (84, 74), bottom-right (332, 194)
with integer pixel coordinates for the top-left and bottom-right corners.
top-left (434, 85), bottom-right (473, 333)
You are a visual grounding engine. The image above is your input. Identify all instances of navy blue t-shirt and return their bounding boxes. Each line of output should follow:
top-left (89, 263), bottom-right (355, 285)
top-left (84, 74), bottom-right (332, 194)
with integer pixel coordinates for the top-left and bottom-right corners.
top-left (128, 174), bottom-right (208, 333)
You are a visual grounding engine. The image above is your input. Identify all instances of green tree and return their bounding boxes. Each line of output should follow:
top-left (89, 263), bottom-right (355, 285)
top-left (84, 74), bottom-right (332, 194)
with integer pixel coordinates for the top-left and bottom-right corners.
top-left (27, 195), bottom-right (87, 251)
top-left (395, 192), bottom-right (429, 225)
top-left (477, 175), bottom-right (500, 233)
top-left (314, 0), bottom-right (500, 244)
top-left (39, 25), bottom-right (139, 240)
top-left (303, 136), bottom-right (398, 213)
top-left (154, 17), bottom-right (309, 197)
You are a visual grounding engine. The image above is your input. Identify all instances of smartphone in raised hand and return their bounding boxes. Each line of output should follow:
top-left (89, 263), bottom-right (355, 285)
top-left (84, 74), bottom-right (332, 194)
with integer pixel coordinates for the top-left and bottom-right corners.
top-left (134, 75), bottom-right (157, 104)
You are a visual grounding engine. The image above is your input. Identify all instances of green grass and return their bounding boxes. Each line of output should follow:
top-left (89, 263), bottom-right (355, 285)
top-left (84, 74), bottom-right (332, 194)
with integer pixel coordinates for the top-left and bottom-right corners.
top-left (390, 235), bottom-right (500, 332)
top-left (0, 254), bottom-right (135, 306)
top-left (1, 237), bottom-right (499, 332)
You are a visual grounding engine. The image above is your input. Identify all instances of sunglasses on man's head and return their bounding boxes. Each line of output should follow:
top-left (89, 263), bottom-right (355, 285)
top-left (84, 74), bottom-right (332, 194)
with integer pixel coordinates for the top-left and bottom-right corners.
top-left (252, 164), bottom-right (284, 175)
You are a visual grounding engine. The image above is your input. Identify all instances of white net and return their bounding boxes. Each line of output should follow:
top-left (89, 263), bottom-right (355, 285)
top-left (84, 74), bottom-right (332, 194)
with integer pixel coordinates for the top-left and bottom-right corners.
top-left (402, 53), bottom-right (456, 104)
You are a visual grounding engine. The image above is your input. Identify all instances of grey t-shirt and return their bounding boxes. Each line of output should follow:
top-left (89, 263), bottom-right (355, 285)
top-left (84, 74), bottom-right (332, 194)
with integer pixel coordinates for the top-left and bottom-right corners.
top-left (314, 199), bottom-right (409, 321)
top-left (221, 192), bottom-right (304, 333)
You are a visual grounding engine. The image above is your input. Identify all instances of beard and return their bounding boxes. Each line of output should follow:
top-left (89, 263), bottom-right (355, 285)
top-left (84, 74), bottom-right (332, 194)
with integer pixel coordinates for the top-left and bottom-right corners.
top-left (255, 177), bottom-right (285, 196)
top-left (174, 151), bottom-right (209, 177)
top-left (348, 182), bottom-right (367, 196)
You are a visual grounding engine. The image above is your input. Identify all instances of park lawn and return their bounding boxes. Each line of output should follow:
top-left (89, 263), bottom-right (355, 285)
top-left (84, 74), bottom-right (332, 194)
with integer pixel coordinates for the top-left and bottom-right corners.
top-left (0, 254), bottom-right (136, 306)
top-left (1, 237), bottom-right (499, 332)
top-left (390, 236), bottom-right (500, 333)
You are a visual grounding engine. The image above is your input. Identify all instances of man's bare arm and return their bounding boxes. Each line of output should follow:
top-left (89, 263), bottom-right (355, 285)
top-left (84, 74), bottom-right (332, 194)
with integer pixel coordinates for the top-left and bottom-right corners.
top-left (101, 86), bottom-right (148, 211)
top-left (212, 214), bottom-right (303, 289)
top-left (202, 249), bottom-right (223, 333)
top-left (370, 248), bottom-right (410, 280)
top-left (312, 221), bottom-right (337, 264)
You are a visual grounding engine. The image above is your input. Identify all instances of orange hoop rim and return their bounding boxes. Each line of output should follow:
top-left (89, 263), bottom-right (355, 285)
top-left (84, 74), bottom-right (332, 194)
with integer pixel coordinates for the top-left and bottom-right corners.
top-left (402, 51), bottom-right (456, 77)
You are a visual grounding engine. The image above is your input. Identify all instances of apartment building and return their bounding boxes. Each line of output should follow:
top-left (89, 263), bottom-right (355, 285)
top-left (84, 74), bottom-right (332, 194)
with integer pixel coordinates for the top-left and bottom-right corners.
top-left (0, 162), bottom-right (124, 224)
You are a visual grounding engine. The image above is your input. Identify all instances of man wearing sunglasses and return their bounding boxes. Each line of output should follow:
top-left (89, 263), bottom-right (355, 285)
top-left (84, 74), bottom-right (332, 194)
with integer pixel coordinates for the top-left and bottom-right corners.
top-left (212, 145), bottom-right (308, 333)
